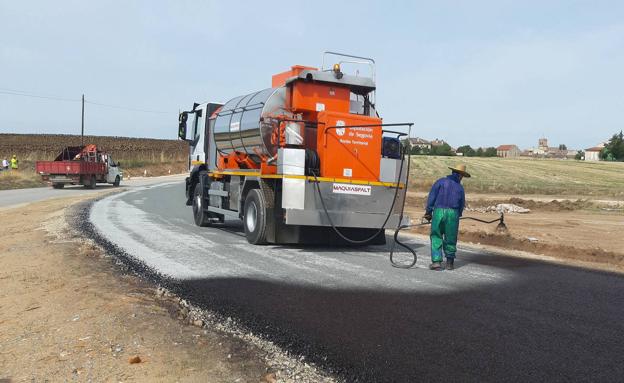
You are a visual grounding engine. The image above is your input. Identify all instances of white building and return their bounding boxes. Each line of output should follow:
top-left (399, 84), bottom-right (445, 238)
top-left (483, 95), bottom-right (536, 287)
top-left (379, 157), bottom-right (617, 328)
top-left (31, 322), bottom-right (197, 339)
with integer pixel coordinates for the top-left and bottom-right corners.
top-left (584, 147), bottom-right (602, 161)
top-left (408, 137), bottom-right (431, 150)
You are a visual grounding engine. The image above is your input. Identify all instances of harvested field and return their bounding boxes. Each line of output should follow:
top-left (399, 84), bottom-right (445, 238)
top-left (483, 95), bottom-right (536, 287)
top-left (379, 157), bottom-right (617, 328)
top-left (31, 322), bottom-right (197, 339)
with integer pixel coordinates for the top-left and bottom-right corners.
top-left (0, 133), bottom-right (187, 163)
top-left (409, 156), bottom-right (624, 198)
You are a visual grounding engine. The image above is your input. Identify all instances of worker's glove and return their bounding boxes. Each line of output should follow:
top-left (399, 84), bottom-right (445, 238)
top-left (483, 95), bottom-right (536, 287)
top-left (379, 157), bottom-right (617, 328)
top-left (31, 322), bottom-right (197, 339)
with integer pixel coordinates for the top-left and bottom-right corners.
top-left (423, 213), bottom-right (432, 222)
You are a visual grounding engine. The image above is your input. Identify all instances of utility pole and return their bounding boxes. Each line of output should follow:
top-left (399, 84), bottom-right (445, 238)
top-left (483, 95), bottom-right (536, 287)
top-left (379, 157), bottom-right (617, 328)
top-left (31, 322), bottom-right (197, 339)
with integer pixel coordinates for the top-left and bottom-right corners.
top-left (81, 94), bottom-right (85, 146)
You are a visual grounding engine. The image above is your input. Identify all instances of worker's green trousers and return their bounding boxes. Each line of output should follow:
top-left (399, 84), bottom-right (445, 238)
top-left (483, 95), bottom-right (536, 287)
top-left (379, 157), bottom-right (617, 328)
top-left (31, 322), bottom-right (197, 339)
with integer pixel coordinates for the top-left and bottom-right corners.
top-left (430, 208), bottom-right (460, 262)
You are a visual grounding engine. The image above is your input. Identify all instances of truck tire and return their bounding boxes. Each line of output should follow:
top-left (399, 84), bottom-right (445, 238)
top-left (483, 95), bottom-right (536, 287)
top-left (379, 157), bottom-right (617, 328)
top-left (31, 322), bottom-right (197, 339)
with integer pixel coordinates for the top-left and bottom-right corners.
top-left (113, 175), bottom-right (120, 187)
top-left (192, 183), bottom-right (212, 227)
top-left (84, 175), bottom-right (96, 189)
top-left (52, 183), bottom-right (64, 189)
top-left (185, 177), bottom-right (194, 206)
top-left (243, 189), bottom-right (267, 245)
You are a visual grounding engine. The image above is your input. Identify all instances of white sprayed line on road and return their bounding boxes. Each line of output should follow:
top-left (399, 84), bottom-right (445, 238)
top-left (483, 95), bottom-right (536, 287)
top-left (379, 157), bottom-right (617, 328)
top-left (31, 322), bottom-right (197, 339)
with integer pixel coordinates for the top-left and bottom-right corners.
top-left (231, 242), bottom-right (450, 291)
top-left (392, 236), bottom-right (515, 284)
top-left (228, 242), bottom-right (393, 287)
top-left (457, 264), bottom-right (511, 282)
top-left (228, 244), bottom-right (322, 285)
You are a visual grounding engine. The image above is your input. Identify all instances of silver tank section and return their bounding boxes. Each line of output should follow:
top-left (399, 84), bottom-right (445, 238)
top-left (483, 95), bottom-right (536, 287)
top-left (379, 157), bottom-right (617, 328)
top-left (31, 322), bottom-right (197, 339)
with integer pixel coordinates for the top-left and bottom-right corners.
top-left (213, 87), bottom-right (291, 159)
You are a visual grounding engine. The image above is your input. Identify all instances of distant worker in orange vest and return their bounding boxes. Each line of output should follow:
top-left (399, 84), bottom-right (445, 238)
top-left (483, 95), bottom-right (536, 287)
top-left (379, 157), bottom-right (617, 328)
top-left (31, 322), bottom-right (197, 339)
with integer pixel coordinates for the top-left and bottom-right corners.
top-left (10, 155), bottom-right (18, 170)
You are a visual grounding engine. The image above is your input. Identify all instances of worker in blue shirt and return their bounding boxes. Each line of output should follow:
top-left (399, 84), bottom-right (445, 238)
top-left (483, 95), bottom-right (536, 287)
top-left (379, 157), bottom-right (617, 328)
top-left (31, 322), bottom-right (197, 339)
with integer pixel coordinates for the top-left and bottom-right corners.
top-left (424, 164), bottom-right (471, 270)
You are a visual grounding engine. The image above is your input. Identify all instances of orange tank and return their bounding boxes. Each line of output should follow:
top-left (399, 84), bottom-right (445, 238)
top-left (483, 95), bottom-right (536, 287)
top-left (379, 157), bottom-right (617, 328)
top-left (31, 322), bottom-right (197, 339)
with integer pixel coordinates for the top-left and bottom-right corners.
top-left (214, 63), bottom-right (384, 182)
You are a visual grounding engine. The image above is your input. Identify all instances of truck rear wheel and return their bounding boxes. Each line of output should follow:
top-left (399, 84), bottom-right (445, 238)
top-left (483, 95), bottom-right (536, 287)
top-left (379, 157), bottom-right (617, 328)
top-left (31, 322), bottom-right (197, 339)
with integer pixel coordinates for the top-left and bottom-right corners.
top-left (52, 183), bottom-right (64, 189)
top-left (243, 189), bottom-right (267, 245)
top-left (192, 183), bottom-right (212, 227)
top-left (84, 175), bottom-right (96, 189)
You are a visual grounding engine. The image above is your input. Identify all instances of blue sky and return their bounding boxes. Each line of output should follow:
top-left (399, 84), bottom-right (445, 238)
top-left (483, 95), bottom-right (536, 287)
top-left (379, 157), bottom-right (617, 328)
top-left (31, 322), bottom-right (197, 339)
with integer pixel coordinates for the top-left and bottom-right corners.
top-left (1, 1), bottom-right (622, 149)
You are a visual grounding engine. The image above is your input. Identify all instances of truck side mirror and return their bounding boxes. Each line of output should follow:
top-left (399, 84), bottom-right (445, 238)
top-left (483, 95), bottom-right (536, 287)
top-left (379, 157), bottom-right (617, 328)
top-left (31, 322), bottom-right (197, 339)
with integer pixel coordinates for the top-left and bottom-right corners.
top-left (178, 112), bottom-right (188, 141)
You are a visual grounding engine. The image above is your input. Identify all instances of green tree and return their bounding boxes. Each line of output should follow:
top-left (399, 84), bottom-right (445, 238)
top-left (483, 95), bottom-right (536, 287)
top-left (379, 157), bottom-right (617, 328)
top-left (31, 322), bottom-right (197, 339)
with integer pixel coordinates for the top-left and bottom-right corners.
top-left (456, 145), bottom-right (476, 157)
top-left (401, 139), bottom-right (410, 151)
top-left (558, 144), bottom-right (567, 151)
top-left (575, 150), bottom-right (584, 160)
top-left (431, 143), bottom-right (455, 156)
top-left (484, 147), bottom-right (498, 157)
top-left (476, 147), bottom-right (484, 157)
top-left (600, 131), bottom-right (624, 161)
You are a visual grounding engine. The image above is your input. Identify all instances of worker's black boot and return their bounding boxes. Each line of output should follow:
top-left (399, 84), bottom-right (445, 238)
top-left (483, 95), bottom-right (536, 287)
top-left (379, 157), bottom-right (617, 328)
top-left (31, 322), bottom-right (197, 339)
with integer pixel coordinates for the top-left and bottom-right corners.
top-left (446, 259), bottom-right (454, 270)
top-left (429, 262), bottom-right (442, 270)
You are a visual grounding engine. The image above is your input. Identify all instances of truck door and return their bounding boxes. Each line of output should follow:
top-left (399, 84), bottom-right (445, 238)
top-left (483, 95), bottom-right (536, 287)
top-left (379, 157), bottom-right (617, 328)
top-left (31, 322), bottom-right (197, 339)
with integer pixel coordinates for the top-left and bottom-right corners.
top-left (190, 106), bottom-right (206, 170)
top-left (106, 156), bottom-right (120, 183)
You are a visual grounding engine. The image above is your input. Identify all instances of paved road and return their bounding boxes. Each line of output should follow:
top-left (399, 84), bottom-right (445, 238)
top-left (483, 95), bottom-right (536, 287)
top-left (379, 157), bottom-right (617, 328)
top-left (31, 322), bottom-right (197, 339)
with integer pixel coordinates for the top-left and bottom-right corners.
top-left (90, 182), bottom-right (624, 382)
top-left (0, 175), bottom-right (186, 209)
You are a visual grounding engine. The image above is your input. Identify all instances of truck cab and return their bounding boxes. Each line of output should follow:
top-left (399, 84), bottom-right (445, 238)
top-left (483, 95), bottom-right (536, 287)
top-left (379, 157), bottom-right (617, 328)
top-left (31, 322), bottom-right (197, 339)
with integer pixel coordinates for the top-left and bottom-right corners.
top-left (179, 102), bottom-right (223, 204)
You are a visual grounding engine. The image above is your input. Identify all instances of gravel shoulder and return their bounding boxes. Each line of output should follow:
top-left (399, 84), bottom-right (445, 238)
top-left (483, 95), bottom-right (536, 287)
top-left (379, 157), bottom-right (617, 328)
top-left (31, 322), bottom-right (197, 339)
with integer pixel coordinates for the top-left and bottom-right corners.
top-left (0, 196), bottom-right (278, 382)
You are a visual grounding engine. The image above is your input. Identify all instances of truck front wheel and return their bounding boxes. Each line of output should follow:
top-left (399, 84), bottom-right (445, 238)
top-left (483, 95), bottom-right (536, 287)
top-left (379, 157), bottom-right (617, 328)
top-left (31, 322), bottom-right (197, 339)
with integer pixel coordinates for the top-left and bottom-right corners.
top-left (185, 178), bottom-right (194, 206)
top-left (113, 175), bottom-right (120, 187)
top-left (243, 189), bottom-right (267, 245)
top-left (52, 183), bottom-right (64, 189)
top-left (192, 183), bottom-right (212, 227)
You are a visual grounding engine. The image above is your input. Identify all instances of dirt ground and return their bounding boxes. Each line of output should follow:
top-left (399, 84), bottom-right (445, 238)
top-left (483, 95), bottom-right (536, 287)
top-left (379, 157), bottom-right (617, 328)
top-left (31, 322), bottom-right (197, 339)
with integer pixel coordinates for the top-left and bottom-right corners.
top-left (405, 192), bottom-right (624, 269)
top-left (0, 197), bottom-right (277, 382)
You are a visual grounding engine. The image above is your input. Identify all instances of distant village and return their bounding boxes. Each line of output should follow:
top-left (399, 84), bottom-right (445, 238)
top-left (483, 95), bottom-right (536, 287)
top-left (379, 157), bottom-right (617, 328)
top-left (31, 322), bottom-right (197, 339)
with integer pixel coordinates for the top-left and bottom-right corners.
top-left (405, 136), bottom-right (609, 161)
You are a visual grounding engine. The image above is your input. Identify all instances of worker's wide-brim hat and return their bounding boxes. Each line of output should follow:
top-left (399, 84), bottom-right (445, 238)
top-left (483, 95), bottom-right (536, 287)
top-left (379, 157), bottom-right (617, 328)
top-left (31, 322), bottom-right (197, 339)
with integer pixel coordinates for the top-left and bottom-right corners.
top-left (448, 164), bottom-right (471, 177)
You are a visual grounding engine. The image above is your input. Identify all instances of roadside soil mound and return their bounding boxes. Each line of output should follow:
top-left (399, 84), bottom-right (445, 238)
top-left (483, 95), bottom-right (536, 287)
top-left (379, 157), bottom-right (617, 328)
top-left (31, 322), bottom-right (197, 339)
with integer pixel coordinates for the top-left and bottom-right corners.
top-left (407, 194), bottom-right (621, 213)
top-left (459, 230), bottom-right (624, 267)
top-left (483, 197), bottom-right (595, 212)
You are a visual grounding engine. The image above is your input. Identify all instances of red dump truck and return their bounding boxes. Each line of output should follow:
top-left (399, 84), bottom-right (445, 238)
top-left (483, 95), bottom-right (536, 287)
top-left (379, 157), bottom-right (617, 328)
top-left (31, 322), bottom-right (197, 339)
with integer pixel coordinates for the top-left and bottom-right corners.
top-left (35, 145), bottom-right (123, 189)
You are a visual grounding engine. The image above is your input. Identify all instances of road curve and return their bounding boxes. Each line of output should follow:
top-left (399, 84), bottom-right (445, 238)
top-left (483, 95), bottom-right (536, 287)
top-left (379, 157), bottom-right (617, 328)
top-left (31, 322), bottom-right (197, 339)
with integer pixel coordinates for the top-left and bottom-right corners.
top-left (90, 181), bottom-right (624, 382)
top-left (0, 175), bottom-right (186, 209)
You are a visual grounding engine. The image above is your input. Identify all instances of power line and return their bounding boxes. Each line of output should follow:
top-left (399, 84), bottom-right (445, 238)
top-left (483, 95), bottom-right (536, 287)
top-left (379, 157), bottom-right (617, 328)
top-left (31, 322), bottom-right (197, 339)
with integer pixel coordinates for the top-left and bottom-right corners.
top-left (0, 89), bottom-right (80, 102)
top-left (84, 100), bottom-right (171, 114)
top-left (0, 87), bottom-right (172, 114)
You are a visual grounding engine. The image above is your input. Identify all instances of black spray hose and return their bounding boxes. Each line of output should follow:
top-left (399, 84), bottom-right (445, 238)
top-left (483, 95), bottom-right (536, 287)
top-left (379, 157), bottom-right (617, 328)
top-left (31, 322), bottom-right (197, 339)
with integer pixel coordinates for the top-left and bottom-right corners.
top-left (389, 212), bottom-right (507, 269)
top-left (388, 146), bottom-right (416, 268)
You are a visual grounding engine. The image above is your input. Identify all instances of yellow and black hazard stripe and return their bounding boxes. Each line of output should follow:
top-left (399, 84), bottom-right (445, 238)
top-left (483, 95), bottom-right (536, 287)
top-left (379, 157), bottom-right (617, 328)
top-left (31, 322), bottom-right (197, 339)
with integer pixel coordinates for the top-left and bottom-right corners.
top-left (207, 170), bottom-right (405, 188)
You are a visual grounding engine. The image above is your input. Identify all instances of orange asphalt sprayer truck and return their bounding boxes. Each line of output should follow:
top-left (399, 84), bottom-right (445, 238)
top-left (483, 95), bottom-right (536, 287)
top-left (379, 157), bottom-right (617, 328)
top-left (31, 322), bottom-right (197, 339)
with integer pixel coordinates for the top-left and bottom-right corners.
top-left (178, 52), bottom-right (412, 245)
